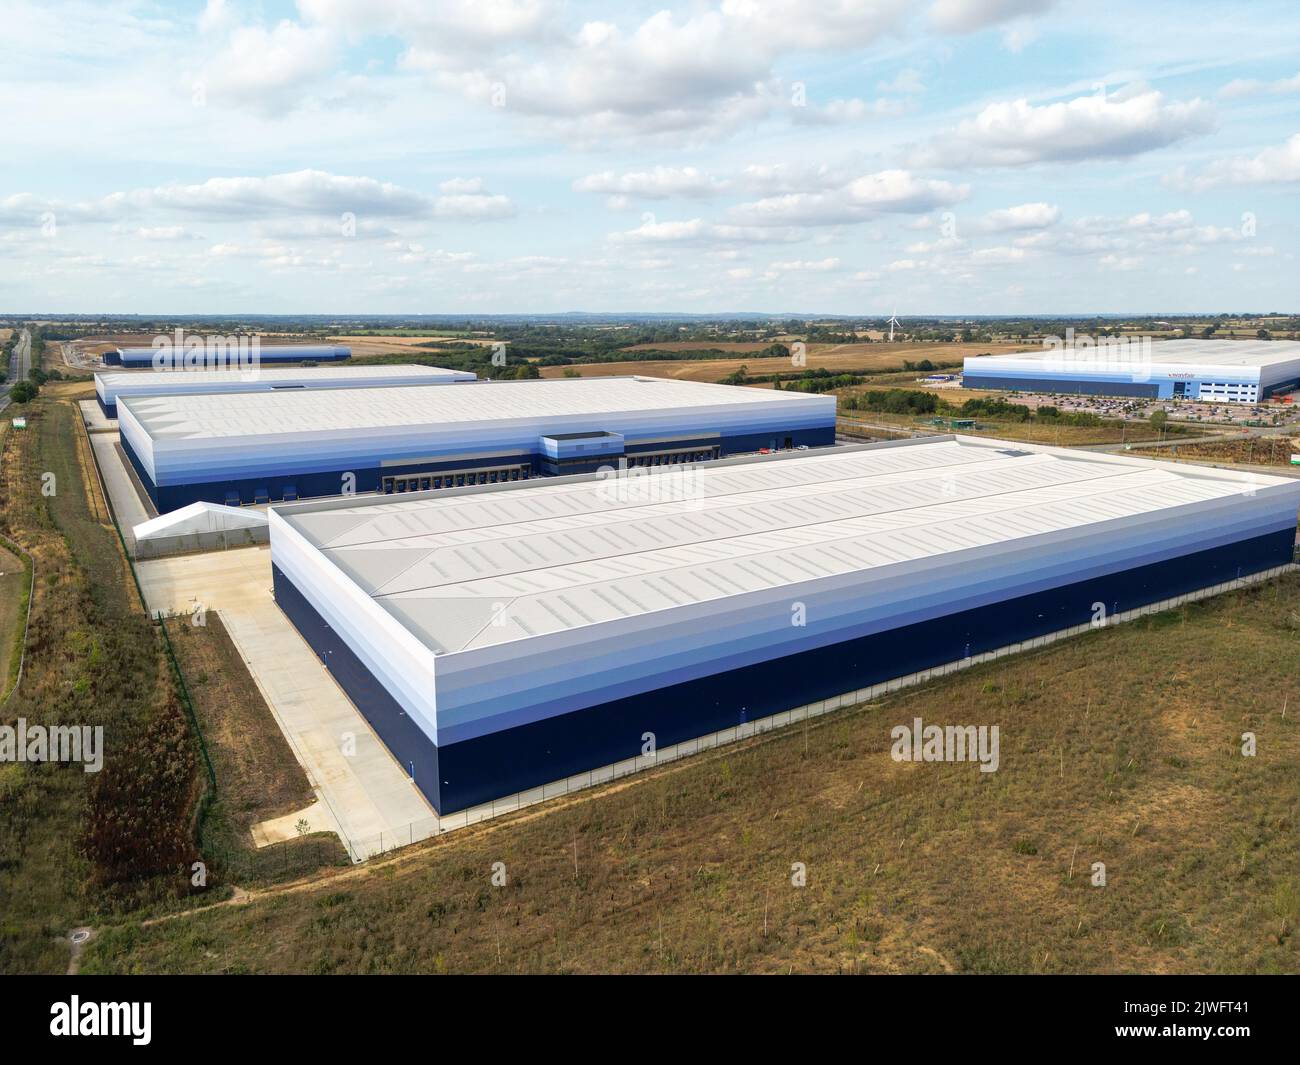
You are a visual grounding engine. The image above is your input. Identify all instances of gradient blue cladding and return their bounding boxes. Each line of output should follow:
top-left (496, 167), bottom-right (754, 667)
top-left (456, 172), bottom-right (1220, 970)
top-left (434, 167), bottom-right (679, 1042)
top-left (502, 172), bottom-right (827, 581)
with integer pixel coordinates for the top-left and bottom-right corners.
top-left (116, 376), bottom-right (836, 491)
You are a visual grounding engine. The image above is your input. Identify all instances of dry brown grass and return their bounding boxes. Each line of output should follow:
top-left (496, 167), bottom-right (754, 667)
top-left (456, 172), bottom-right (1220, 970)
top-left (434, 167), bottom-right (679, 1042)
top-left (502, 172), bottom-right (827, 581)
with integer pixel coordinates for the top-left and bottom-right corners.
top-left (1154, 436), bottom-right (1300, 468)
top-left (330, 334), bottom-right (498, 357)
top-left (0, 540), bottom-right (25, 696)
top-left (167, 615), bottom-right (314, 832)
top-left (80, 574), bottom-right (1300, 975)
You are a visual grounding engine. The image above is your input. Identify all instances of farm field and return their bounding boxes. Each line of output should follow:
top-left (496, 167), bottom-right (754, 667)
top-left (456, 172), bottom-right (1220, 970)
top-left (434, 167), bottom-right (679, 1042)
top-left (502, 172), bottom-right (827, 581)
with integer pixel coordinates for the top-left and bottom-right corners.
top-left (539, 342), bottom-right (1031, 383)
top-left (328, 334), bottom-right (499, 357)
top-left (79, 570), bottom-right (1300, 974)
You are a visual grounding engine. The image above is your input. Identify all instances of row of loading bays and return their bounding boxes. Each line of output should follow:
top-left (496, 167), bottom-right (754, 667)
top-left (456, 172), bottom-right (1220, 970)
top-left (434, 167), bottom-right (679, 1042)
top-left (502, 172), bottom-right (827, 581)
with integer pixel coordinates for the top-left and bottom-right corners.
top-left (381, 464), bottom-right (531, 494)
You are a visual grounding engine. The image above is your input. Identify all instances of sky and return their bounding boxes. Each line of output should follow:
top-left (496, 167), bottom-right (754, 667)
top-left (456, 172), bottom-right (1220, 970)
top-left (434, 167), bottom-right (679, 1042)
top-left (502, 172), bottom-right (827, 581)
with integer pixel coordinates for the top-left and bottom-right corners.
top-left (0, 0), bottom-right (1297, 315)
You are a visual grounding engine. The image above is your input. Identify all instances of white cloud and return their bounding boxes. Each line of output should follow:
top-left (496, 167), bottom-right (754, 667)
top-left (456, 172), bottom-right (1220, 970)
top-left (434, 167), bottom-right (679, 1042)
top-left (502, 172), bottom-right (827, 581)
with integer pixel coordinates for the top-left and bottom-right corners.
top-left (609, 217), bottom-right (805, 246)
top-left (979, 201), bottom-right (1060, 231)
top-left (730, 169), bottom-right (969, 226)
top-left (929, 0), bottom-right (1054, 34)
top-left (0, 171), bottom-right (514, 230)
top-left (574, 167), bottom-right (729, 200)
top-left (916, 86), bottom-right (1214, 167)
top-left (200, 20), bottom-right (340, 115)
top-left (399, 2), bottom-right (912, 141)
top-left (1218, 72), bottom-right (1300, 99)
top-left (131, 226), bottom-right (203, 241)
top-left (877, 68), bottom-right (925, 95)
top-left (767, 257), bottom-right (841, 272)
top-left (1166, 133), bottom-right (1300, 191)
top-left (433, 194), bottom-right (515, 220)
top-left (130, 170), bottom-right (434, 218)
top-left (1099, 253), bottom-right (1142, 271)
top-left (439, 177), bottom-right (485, 195)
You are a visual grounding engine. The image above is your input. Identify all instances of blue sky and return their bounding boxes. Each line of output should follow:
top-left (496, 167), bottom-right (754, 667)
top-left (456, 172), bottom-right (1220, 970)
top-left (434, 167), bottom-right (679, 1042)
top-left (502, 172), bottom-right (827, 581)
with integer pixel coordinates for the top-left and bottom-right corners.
top-left (1, 0), bottom-right (1297, 314)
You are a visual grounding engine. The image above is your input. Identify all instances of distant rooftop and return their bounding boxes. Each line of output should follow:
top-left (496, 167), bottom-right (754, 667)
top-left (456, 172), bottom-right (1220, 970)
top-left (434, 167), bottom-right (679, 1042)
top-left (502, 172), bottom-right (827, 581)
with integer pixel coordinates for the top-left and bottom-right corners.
top-left (969, 338), bottom-right (1300, 369)
top-left (120, 375), bottom-right (832, 440)
top-left (97, 364), bottom-right (474, 388)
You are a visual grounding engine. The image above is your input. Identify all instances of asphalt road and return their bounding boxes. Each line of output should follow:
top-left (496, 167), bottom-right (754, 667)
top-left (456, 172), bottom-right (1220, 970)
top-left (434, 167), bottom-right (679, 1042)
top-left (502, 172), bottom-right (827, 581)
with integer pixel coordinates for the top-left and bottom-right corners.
top-left (0, 328), bottom-right (32, 414)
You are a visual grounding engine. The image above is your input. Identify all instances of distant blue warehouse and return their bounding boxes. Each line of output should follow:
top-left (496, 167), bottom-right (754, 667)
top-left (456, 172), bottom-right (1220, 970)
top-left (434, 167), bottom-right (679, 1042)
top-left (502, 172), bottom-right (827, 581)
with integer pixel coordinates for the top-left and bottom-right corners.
top-left (269, 437), bottom-right (1300, 816)
top-left (963, 338), bottom-right (1300, 402)
top-left (117, 375), bottom-right (837, 511)
top-left (94, 363), bottom-right (476, 418)
top-left (105, 343), bottom-right (351, 367)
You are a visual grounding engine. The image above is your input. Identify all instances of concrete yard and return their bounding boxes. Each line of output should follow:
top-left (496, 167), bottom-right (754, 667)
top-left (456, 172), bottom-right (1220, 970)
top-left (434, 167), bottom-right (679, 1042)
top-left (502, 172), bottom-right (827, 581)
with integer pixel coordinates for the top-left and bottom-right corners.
top-left (78, 398), bottom-right (117, 432)
top-left (88, 431), bottom-right (153, 551)
top-left (135, 546), bottom-right (440, 860)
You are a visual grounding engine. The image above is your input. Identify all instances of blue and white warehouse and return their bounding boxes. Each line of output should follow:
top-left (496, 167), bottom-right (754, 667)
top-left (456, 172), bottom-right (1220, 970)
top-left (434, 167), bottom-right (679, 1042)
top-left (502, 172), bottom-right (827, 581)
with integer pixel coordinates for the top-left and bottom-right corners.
top-left (117, 375), bottom-right (836, 511)
top-left (963, 339), bottom-right (1300, 401)
top-left (106, 343), bottom-right (351, 367)
top-left (95, 363), bottom-right (476, 418)
top-left (268, 437), bottom-right (1300, 815)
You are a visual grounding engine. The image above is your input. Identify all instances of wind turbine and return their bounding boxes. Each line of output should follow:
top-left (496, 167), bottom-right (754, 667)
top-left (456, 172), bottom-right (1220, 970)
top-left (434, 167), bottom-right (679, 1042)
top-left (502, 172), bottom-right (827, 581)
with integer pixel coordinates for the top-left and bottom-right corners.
top-left (887, 310), bottom-right (901, 342)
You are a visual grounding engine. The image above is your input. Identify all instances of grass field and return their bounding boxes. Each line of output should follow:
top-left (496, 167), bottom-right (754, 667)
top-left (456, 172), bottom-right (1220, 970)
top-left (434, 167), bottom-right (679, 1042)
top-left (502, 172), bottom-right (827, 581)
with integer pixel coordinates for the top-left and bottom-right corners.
top-left (836, 413), bottom-right (1174, 447)
top-left (538, 342), bottom-right (1030, 383)
top-left (79, 570), bottom-right (1300, 975)
top-left (0, 538), bottom-right (29, 699)
top-left (0, 399), bottom-right (204, 974)
top-left (1147, 436), bottom-right (1300, 468)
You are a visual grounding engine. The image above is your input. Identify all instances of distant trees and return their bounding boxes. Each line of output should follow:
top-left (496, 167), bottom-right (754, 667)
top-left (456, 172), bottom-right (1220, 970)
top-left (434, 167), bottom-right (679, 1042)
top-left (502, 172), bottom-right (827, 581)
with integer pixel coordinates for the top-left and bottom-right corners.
top-left (9, 380), bottom-right (38, 403)
top-left (841, 389), bottom-right (938, 415)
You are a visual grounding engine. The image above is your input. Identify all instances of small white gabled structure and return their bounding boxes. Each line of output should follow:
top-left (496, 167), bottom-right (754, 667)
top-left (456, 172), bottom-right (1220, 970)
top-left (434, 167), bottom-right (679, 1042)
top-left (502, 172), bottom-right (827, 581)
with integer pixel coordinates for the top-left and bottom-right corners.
top-left (133, 502), bottom-right (269, 558)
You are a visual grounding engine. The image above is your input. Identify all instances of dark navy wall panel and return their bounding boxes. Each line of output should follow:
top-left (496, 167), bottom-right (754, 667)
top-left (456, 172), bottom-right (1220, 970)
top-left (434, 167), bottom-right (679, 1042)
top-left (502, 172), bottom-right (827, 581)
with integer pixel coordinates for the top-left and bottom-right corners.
top-left (275, 528), bottom-right (1295, 815)
top-left (118, 348), bottom-right (350, 368)
top-left (962, 374), bottom-right (1162, 398)
top-left (97, 394), bottom-right (117, 418)
top-left (144, 425), bottom-right (836, 510)
top-left (273, 566), bottom-right (440, 802)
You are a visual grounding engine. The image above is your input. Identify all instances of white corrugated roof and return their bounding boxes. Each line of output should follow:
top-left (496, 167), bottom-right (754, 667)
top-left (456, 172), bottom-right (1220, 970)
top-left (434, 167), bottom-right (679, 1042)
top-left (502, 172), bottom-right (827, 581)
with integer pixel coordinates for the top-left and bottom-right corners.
top-left (278, 438), bottom-right (1294, 655)
top-left (121, 375), bottom-right (831, 439)
top-left (969, 338), bottom-right (1300, 370)
top-left (97, 364), bottom-right (472, 390)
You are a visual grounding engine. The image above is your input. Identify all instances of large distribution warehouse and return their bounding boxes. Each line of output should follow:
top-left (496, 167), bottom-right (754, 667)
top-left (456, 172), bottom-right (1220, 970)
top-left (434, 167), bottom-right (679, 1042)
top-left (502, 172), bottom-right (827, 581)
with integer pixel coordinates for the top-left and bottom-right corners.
top-left (962, 338), bottom-right (1300, 401)
top-left (105, 343), bottom-right (351, 367)
top-left (269, 436), bottom-right (1300, 814)
top-left (117, 375), bottom-right (837, 511)
top-left (95, 363), bottom-right (476, 418)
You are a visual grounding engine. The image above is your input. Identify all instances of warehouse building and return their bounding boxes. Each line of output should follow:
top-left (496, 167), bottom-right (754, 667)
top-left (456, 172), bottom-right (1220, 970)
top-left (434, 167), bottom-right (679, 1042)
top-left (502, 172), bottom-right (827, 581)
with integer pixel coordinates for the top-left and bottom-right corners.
top-left (269, 437), bottom-right (1300, 815)
top-left (94, 363), bottom-right (475, 418)
top-left (118, 376), bottom-right (836, 511)
top-left (963, 338), bottom-right (1300, 401)
top-left (105, 343), bottom-right (351, 367)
